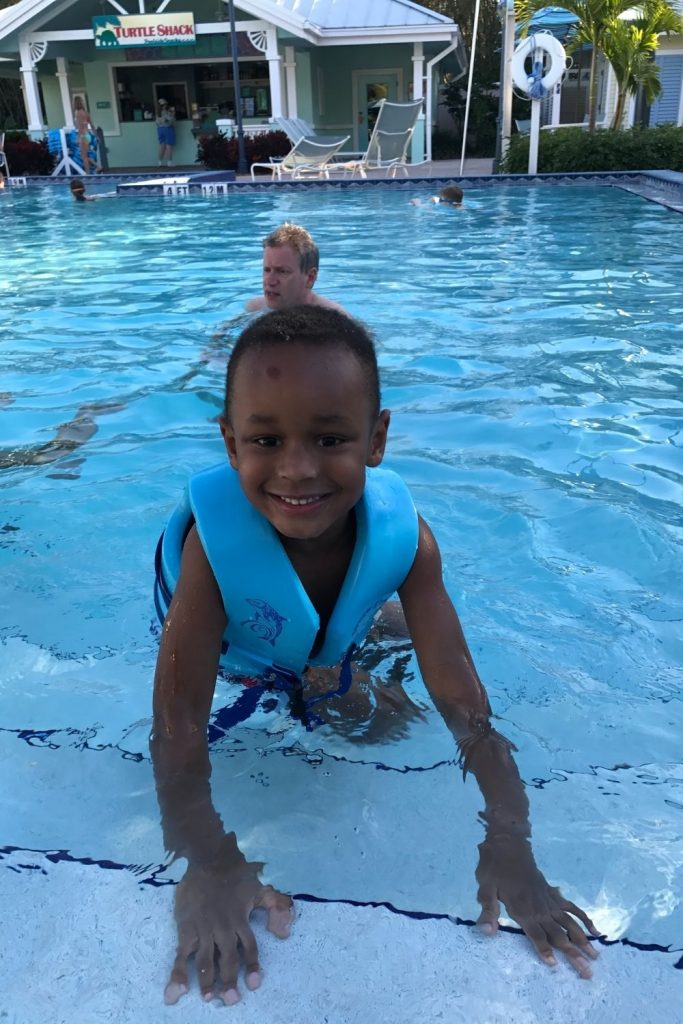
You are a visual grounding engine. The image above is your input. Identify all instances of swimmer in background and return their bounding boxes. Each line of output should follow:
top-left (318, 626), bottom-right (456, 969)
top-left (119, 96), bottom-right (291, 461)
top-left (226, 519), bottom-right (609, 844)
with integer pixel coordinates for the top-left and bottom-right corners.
top-left (245, 223), bottom-right (346, 313)
top-left (69, 178), bottom-right (116, 202)
top-left (410, 185), bottom-right (464, 208)
top-left (70, 178), bottom-right (96, 202)
top-left (151, 305), bottom-right (600, 1008)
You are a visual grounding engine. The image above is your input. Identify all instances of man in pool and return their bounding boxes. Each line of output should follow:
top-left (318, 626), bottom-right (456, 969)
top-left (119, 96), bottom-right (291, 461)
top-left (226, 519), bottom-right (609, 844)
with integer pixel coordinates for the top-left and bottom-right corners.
top-left (245, 223), bottom-right (345, 313)
top-left (151, 306), bottom-right (599, 1007)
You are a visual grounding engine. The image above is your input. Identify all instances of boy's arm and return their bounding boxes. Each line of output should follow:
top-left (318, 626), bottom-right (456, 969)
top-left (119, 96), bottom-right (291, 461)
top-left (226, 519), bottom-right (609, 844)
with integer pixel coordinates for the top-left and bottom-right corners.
top-left (398, 517), bottom-right (599, 977)
top-left (151, 525), bottom-right (227, 861)
top-left (151, 526), bottom-right (293, 1004)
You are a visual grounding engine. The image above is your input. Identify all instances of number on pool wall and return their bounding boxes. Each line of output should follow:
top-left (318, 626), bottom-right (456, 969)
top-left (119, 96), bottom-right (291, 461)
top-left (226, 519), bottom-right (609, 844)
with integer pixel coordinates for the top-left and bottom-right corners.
top-left (200, 183), bottom-right (229, 196)
top-left (163, 184), bottom-right (190, 196)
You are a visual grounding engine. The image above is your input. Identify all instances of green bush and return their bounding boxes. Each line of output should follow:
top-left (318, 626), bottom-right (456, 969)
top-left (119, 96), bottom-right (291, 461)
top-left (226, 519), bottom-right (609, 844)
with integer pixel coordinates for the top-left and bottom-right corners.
top-left (197, 129), bottom-right (290, 171)
top-left (499, 124), bottom-right (683, 174)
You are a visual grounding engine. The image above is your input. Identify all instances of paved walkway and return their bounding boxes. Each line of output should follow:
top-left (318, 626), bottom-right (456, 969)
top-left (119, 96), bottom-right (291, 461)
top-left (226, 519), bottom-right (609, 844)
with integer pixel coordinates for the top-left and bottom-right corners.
top-left (104, 157), bottom-right (495, 181)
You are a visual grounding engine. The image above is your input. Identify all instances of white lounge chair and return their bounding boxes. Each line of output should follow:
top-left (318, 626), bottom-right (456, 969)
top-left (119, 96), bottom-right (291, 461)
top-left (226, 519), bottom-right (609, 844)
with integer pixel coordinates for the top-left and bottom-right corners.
top-left (275, 116), bottom-right (349, 150)
top-left (250, 134), bottom-right (350, 181)
top-left (275, 117), bottom-right (316, 144)
top-left (338, 99), bottom-right (424, 178)
top-left (0, 133), bottom-right (10, 178)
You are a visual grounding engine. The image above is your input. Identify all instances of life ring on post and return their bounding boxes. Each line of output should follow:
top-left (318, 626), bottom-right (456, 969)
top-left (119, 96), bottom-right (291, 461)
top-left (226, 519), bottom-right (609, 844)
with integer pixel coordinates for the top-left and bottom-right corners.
top-left (511, 33), bottom-right (566, 96)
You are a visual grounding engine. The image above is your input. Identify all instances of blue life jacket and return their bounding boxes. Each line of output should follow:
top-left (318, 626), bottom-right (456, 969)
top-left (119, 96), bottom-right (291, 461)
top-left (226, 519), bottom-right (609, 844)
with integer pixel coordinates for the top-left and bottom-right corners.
top-left (155, 463), bottom-right (418, 681)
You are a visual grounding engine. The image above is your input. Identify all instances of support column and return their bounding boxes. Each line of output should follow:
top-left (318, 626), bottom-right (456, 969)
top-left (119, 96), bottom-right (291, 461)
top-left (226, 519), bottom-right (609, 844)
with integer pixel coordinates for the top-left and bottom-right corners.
top-left (500, 0), bottom-right (516, 161)
top-left (19, 37), bottom-right (44, 134)
top-left (283, 44), bottom-right (297, 118)
top-left (56, 57), bottom-right (74, 128)
top-left (551, 81), bottom-right (562, 125)
top-left (412, 41), bottom-right (424, 100)
top-left (265, 26), bottom-right (283, 119)
top-left (411, 41), bottom-right (425, 163)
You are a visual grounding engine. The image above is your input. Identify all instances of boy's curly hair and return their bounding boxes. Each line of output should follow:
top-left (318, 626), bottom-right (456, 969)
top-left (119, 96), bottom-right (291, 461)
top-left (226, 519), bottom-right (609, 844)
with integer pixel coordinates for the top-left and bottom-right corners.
top-left (225, 306), bottom-right (380, 419)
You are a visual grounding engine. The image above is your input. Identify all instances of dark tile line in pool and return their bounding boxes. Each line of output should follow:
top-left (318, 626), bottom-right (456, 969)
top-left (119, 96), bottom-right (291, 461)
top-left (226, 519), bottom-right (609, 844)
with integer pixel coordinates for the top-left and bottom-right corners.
top-left (0, 722), bottom-right (454, 775)
top-left (1, 844), bottom-right (681, 966)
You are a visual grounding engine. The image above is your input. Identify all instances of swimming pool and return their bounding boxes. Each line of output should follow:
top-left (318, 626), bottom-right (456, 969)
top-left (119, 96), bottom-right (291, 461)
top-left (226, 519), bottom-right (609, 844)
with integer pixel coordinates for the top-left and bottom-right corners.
top-left (1, 182), bottom-right (682, 1018)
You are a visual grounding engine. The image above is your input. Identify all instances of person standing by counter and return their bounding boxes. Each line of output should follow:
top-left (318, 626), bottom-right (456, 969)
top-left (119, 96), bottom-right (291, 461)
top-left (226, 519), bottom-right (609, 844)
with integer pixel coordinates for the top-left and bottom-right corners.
top-left (156, 99), bottom-right (176, 168)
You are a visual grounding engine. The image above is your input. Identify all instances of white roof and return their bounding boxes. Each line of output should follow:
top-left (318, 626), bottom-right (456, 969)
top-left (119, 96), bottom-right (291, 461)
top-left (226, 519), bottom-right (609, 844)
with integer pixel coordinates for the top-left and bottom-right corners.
top-left (0, 0), bottom-right (458, 47)
top-left (263, 0), bottom-right (453, 30)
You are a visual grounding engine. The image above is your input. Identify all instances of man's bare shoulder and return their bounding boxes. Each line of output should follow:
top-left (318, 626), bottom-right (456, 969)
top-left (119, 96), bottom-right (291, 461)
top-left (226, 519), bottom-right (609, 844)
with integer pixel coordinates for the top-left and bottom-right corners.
top-left (309, 293), bottom-right (347, 314)
top-left (245, 296), bottom-right (267, 312)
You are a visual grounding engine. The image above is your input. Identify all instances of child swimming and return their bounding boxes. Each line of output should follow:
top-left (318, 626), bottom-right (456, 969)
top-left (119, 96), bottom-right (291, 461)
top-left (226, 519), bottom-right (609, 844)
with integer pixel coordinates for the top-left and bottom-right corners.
top-left (410, 185), bottom-right (464, 208)
top-left (151, 306), bottom-right (599, 1006)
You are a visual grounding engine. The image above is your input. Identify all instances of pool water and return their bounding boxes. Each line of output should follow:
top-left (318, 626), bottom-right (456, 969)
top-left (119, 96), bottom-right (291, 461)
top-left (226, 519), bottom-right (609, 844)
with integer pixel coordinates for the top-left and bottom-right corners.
top-left (1, 184), bottom-right (682, 959)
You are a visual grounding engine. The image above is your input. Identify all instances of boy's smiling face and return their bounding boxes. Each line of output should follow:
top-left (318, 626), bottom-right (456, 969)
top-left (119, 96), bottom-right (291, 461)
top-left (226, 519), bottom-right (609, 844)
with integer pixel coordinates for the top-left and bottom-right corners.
top-left (221, 344), bottom-right (389, 547)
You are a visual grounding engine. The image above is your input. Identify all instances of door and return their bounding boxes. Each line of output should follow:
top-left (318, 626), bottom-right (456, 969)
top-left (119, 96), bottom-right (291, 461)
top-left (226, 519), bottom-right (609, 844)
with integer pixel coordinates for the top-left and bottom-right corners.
top-left (353, 71), bottom-right (401, 150)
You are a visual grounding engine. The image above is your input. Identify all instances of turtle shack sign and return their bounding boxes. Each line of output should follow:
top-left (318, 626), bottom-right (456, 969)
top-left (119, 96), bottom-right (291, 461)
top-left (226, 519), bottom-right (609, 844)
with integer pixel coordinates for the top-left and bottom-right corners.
top-left (92, 12), bottom-right (196, 48)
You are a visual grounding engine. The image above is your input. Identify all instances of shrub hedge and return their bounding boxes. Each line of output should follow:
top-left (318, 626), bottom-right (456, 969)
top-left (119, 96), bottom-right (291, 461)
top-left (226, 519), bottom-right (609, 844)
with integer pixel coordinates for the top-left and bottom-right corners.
top-left (197, 129), bottom-right (290, 171)
top-left (499, 124), bottom-right (683, 175)
top-left (4, 131), bottom-right (55, 176)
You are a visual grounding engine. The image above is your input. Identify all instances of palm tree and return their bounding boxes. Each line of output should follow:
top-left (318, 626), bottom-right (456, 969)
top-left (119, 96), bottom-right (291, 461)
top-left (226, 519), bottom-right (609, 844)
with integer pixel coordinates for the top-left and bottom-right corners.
top-left (515, 0), bottom-right (636, 129)
top-left (601, 0), bottom-right (683, 129)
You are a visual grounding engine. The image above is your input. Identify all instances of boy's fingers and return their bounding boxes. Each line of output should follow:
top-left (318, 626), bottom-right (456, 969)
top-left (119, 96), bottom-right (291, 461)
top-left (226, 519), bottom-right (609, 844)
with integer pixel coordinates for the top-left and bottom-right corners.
top-left (552, 912), bottom-right (599, 959)
top-left (258, 886), bottom-right (294, 939)
top-left (236, 924), bottom-right (260, 977)
top-left (164, 943), bottom-right (193, 1004)
top-left (217, 940), bottom-right (241, 1005)
top-left (559, 899), bottom-right (601, 937)
top-left (524, 921), bottom-right (558, 967)
top-left (196, 939), bottom-right (216, 999)
top-left (476, 881), bottom-right (500, 935)
top-left (164, 979), bottom-right (189, 1006)
top-left (526, 920), bottom-right (594, 979)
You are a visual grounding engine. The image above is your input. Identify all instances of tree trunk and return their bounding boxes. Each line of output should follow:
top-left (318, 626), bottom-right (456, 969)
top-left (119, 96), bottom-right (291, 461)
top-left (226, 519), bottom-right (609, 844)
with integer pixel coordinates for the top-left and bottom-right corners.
top-left (611, 87), bottom-right (627, 130)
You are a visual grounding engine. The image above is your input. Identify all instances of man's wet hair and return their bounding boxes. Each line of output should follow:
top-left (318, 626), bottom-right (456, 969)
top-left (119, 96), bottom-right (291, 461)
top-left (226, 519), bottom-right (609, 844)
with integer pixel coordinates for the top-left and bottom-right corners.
top-left (263, 223), bottom-right (319, 274)
top-left (225, 306), bottom-right (380, 420)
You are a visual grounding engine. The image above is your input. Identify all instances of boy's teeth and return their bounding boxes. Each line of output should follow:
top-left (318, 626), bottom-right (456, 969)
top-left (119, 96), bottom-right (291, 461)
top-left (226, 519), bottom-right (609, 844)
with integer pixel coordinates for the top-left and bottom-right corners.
top-left (281, 496), bottom-right (318, 506)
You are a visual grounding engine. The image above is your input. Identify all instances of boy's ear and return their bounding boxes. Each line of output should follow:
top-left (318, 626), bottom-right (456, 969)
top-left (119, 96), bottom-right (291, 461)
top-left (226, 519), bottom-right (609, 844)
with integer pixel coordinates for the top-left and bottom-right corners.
top-left (367, 409), bottom-right (390, 467)
top-left (219, 415), bottom-right (238, 469)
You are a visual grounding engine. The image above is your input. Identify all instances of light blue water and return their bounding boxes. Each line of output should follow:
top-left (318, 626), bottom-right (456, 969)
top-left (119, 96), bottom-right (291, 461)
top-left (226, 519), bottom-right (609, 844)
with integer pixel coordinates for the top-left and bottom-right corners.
top-left (1, 184), bottom-right (682, 959)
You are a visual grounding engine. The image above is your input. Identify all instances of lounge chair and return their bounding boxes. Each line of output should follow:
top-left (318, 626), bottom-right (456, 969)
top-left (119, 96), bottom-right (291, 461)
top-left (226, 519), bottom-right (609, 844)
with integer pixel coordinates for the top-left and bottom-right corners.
top-left (275, 116), bottom-right (349, 150)
top-left (338, 99), bottom-right (424, 178)
top-left (275, 117), bottom-right (315, 144)
top-left (0, 133), bottom-right (10, 178)
top-left (250, 134), bottom-right (350, 181)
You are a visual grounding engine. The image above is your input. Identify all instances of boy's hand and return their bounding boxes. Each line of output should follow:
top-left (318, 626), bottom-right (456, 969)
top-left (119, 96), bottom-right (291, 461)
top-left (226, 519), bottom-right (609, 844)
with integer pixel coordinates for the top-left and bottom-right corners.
top-left (164, 857), bottom-right (294, 1005)
top-left (475, 832), bottom-right (601, 978)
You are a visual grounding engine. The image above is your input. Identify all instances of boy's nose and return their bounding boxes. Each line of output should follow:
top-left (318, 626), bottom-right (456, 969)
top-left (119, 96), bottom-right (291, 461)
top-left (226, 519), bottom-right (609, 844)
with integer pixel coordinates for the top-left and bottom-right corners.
top-left (277, 443), bottom-right (317, 481)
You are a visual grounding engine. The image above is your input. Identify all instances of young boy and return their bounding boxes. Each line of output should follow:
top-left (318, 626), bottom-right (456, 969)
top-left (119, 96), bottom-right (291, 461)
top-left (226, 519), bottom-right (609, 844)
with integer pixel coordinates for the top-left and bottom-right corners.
top-left (69, 178), bottom-right (95, 202)
top-left (151, 306), bottom-right (598, 1007)
top-left (410, 185), bottom-right (464, 208)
